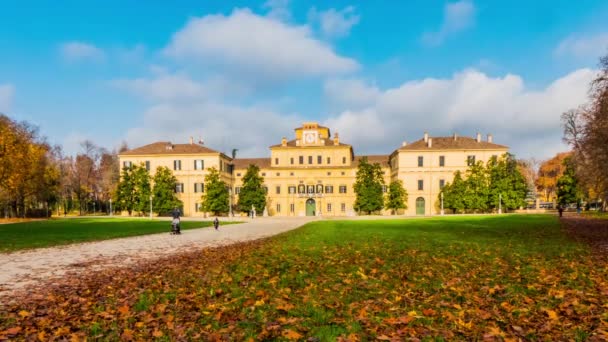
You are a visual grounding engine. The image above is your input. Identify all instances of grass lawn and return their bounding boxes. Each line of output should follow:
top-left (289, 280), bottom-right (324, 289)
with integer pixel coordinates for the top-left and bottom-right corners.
top-left (1, 215), bottom-right (607, 340)
top-left (0, 218), bottom-right (219, 252)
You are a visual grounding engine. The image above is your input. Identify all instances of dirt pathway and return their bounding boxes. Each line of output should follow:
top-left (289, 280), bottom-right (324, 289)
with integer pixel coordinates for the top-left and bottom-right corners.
top-left (561, 214), bottom-right (608, 254)
top-left (0, 217), bottom-right (314, 301)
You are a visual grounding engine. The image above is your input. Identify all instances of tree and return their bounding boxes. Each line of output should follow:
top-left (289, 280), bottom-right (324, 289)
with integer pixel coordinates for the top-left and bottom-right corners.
top-left (114, 164), bottom-right (151, 216)
top-left (201, 167), bottom-right (229, 215)
top-left (238, 164), bottom-right (266, 213)
top-left (385, 180), bottom-right (408, 214)
top-left (442, 170), bottom-right (466, 214)
top-left (556, 157), bottom-right (581, 206)
top-left (536, 152), bottom-right (571, 202)
top-left (487, 154), bottom-right (527, 210)
top-left (132, 165), bottom-right (151, 215)
top-left (562, 52), bottom-right (608, 211)
top-left (0, 114), bottom-right (60, 218)
top-left (463, 160), bottom-right (489, 212)
top-left (152, 166), bottom-right (182, 215)
top-left (354, 157), bottom-right (385, 215)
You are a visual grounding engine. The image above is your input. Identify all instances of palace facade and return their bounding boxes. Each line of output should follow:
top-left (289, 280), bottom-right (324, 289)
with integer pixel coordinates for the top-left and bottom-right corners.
top-left (118, 122), bottom-right (508, 217)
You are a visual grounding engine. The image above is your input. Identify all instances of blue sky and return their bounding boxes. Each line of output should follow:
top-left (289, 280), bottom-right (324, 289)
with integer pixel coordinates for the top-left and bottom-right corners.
top-left (1, 0), bottom-right (607, 159)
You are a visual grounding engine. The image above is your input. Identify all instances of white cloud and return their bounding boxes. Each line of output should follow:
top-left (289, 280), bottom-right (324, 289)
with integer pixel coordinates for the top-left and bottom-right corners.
top-left (112, 72), bottom-right (252, 102)
top-left (125, 102), bottom-right (302, 157)
top-left (0, 84), bottom-right (14, 113)
top-left (163, 9), bottom-right (358, 81)
top-left (422, 0), bottom-right (476, 46)
top-left (308, 6), bottom-right (360, 38)
top-left (60, 41), bottom-right (106, 62)
top-left (555, 32), bottom-right (608, 59)
top-left (324, 68), bottom-right (596, 159)
top-left (263, 0), bottom-right (291, 21)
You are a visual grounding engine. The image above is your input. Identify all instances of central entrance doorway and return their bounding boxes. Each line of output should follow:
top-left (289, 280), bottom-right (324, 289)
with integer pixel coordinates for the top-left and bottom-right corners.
top-left (306, 198), bottom-right (316, 216)
top-left (416, 197), bottom-right (425, 215)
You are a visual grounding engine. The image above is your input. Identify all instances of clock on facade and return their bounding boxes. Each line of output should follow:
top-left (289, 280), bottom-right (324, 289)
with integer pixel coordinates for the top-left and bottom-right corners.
top-left (303, 131), bottom-right (317, 144)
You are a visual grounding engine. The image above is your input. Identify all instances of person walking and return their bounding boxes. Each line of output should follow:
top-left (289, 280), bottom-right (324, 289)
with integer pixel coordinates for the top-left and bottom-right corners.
top-left (558, 205), bottom-right (564, 218)
top-left (213, 217), bottom-right (219, 230)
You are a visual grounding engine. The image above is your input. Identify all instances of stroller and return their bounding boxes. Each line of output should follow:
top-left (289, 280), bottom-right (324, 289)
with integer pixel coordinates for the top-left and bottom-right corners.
top-left (170, 217), bottom-right (181, 235)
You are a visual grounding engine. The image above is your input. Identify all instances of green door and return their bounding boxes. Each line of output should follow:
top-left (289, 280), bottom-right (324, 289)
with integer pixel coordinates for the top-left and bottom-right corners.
top-left (306, 199), bottom-right (316, 216)
top-left (416, 197), bottom-right (425, 215)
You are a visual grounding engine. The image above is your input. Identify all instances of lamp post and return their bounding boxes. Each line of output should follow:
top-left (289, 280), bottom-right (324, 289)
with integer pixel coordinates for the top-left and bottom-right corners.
top-left (228, 187), bottom-right (233, 219)
top-left (498, 193), bottom-right (502, 214)
top-left (149, 195), bottom-right (153, 219)
top-left (440, 192), bottom-right (444, 216)
top-left (109, 198), bottom-right (113, 216)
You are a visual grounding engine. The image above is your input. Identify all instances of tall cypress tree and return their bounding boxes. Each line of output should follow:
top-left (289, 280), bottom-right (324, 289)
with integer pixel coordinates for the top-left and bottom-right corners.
top-left (385, 180), bottom-right (408, 214)
top-left (114, 164), bottom-right (151, 216)
top-left (152, 166), bottom-right (182, 215)
top-left (202, 167), bottom-right (229, 215)
top-left (442, 170), bottom-right (466, 214)
top-left (557, 157), bottom-right (581, 206)
top-left (354, 157), bottom-right (385, 215)
top-left (114, 165), bottom-right (136, 216)
top-left (132, 164), bottom-right (151, 215)
top-left (238, 164), bottom-right (266, 214)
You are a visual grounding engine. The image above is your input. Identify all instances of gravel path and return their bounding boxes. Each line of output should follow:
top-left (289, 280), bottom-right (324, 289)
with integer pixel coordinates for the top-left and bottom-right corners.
top-left (0, 217), bottom-right (314, 300)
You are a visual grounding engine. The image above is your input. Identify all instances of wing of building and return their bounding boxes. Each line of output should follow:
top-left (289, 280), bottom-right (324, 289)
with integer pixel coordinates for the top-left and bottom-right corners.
top-left (119, 123), bottom-right (508, 217)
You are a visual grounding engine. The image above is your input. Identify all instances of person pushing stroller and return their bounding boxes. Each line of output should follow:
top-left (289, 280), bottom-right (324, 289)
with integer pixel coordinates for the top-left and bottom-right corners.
top-left (171, 207), bottom-right (181, 235)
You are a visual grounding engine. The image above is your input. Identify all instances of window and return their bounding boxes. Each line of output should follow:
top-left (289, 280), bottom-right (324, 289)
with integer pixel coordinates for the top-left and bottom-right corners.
top-left (235, 187), bottom-right (241, 194)
top-left (341, 203), bottom-right (346, 212)
top-left (263, 186), bottom-right (268, 193)
top-left (195, 203), bottom-right (203, 212)
top-left (327, 157), bottom-right (331, 164)
top-left (439, 179), bottom-right (445, 189)
top-left (194, 183), bottom-right (205, 193)
top-left (308, 156), bottom-right (313, 164)
top-left (299, 156), bottom-right (304, 164)
top-left (418, 180), bottom-right (424, 191)
top-left (290, 203), bottom-right (295, 213)
top-left (288, 186), bottom-right (296, 194)
top-left (262, 172), bottom-right (266, 176)
top-left (275, 158), bottom-right (279, 165)
top-left (276, 173), bottom-right (280, 176)
top-left (342, 157), bottom-right (346, 164)
top-left (439, 156), bottom-right (445, 167)
top-left (174, 160), bottom-right (182, 171)
top-left (290, 172), bottom-right (294, 176)
top-left (467, 155), bottom-right (476, 166)
top-left (325, 185), bottom-right (334, 193)
top-left (145, 161), bottom-right (150, 171)
top-left (317, 155), bottom-right (322, 164)
top-left (276, 186), bottom-right (281, 194)
top-left (418, 156), bottom-right (423, 167)
top-left (339, 185), bottom-right (347, 194)
top-left (327, 203), bottom-right (332, 212)
top-left (175, 183), bottom-right (184, 193)
top-left (316, 184), bottom-right (323, 193)
top-left (307, 185), bottom-right (315, 194)
top-left (194, 159), bottom-right (204, 170)
top-left (237, 173), bottom-right (241, 177)
top-left (327, 172), bottom-right (331, 176)
top-left (298, 184), bottom-right (305, 194)
top-left (382, 185), bottom-right (387, 193)
top-left (290, 157), bottom-right (294, 165)
top-left (341, 172), bottom-right (345, 176)
top-left (123, 161), bottom-right (132, 168)
top-left (276, 204), bottom-right (281, 213)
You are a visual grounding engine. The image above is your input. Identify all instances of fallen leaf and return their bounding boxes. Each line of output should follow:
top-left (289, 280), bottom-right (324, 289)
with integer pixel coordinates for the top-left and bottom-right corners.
top-left (282, 329), bottom-right (302, 340)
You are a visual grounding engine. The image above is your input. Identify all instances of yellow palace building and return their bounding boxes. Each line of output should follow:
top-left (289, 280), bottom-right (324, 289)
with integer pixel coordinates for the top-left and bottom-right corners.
top-left (119, 122), bottom-right (508, 217)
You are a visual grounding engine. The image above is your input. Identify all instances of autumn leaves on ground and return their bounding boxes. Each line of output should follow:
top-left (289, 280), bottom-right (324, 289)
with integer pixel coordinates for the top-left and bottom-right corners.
top-left (1, 215), bottom-right (608, 341)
